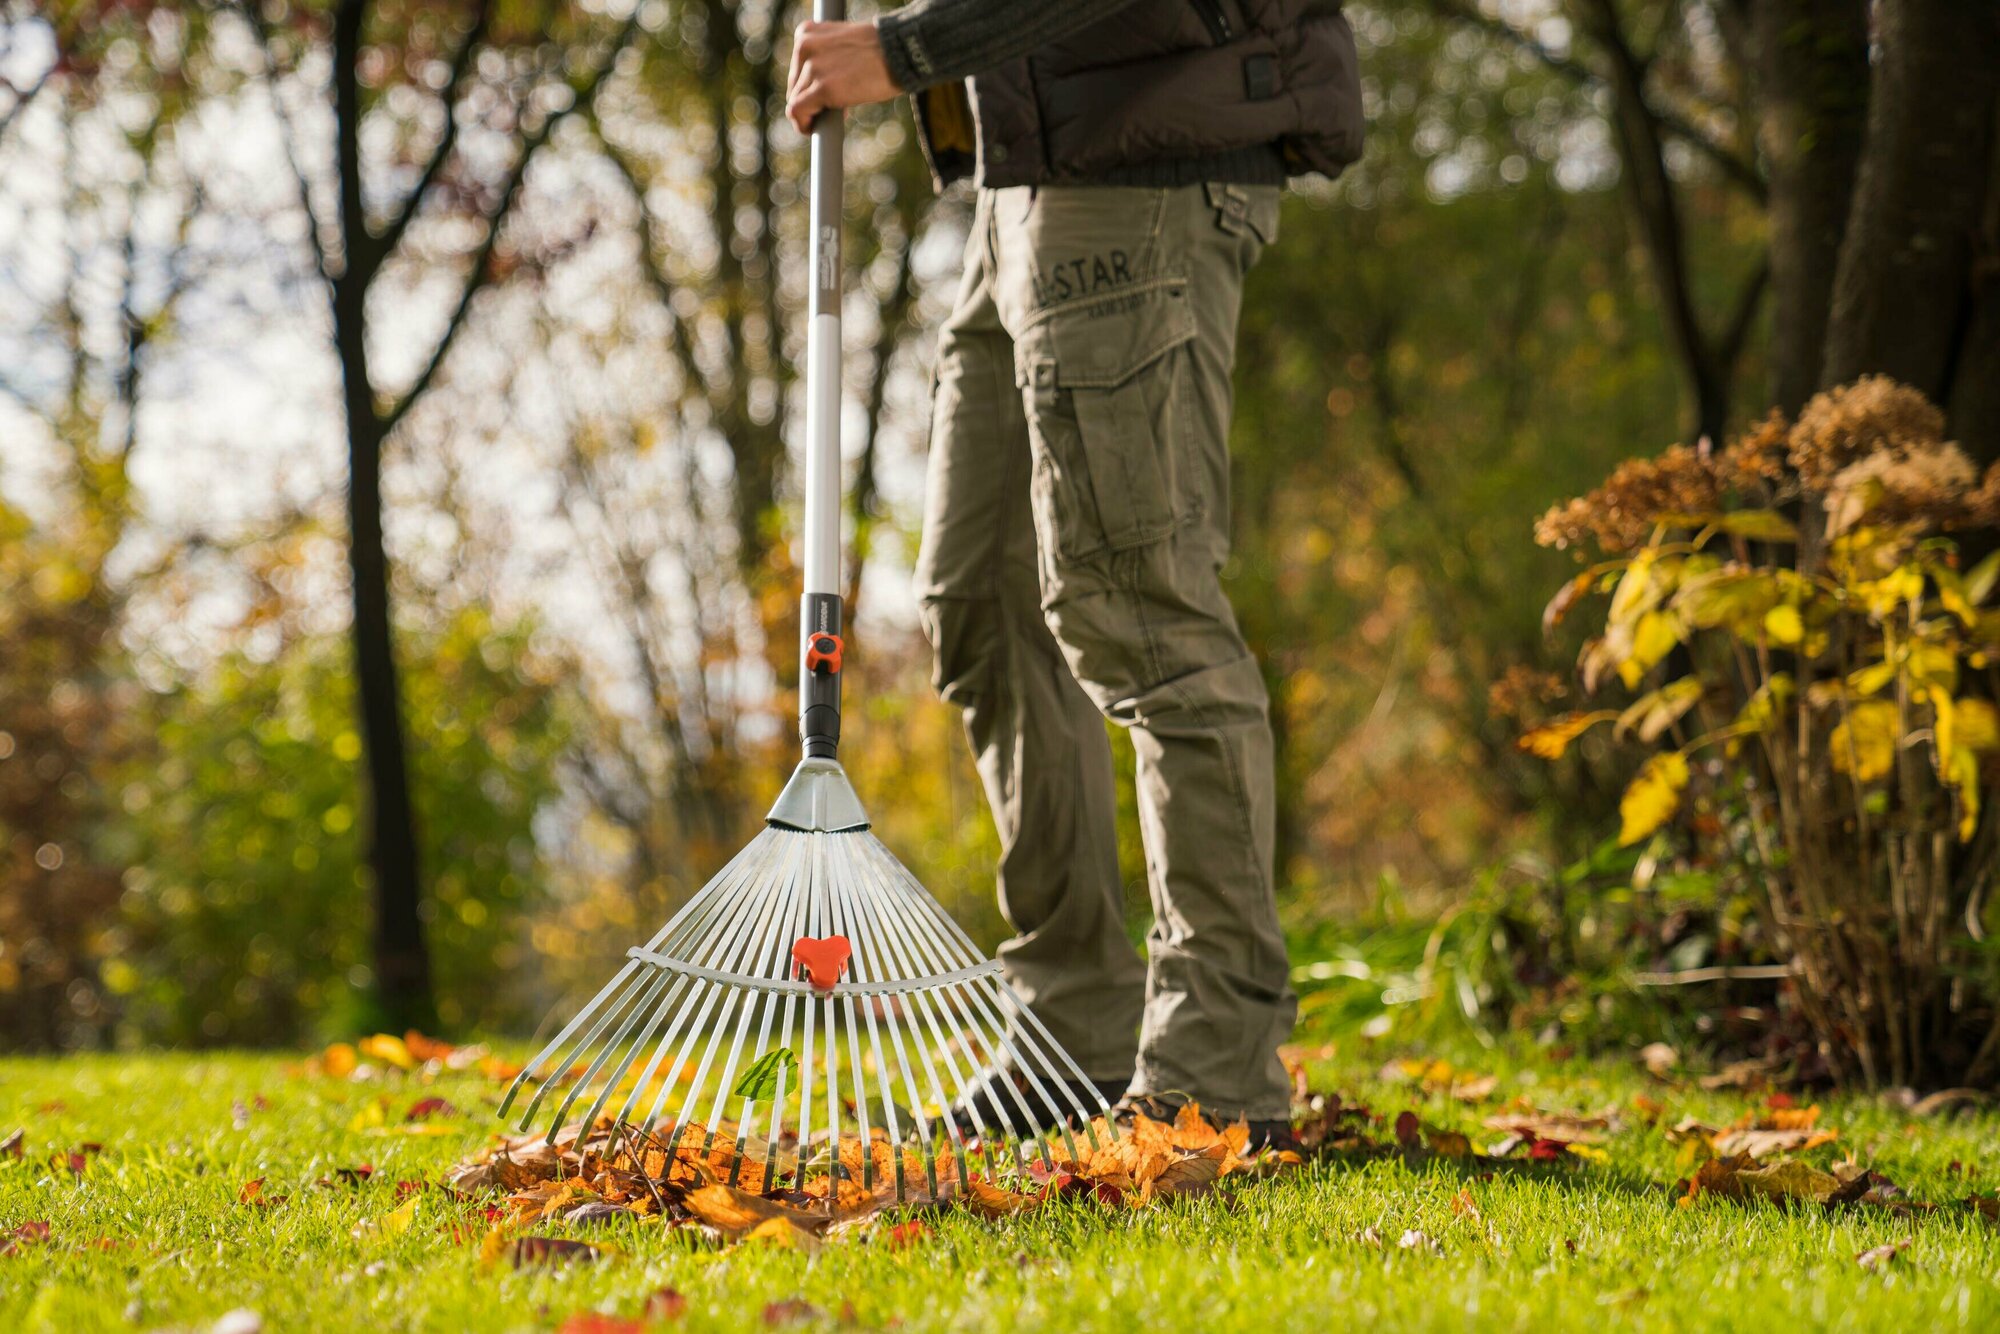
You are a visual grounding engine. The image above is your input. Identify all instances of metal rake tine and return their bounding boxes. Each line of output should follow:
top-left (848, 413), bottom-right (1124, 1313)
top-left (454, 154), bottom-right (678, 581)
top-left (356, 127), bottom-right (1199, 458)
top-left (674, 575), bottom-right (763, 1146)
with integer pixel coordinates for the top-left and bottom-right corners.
top-left (825, 843), bottom-right (908, 1193)
top-left (519, 837), bottom-right (767, 1129)
top-left (867, 836), bottom-right (1117, 1144)
top-left (613, 833), bottom-right (805, 1128)
top-left (849, 853), bottom-right (991, 1179)
top-left (821, 840), bottom-right (876, 1192)
top-left (499, 958), bottom-right (641, 1121)
top-left (841, 837), bottom-right (977, 1186)
top-left (707, 837), bottom-right (813, 1157)
top-left (576, 841), bottom-right (778, 1136)
top-left (641, 842), bottom-right (800, 1144)
top-left (860, 848), bottom-right (1071, 1167)
top-left (511, 965), bottom-right (657, 1134)
top-left (686, 834), bottom-right (814, 1153)
top-left (827, 857), bottom-right (930, 1199)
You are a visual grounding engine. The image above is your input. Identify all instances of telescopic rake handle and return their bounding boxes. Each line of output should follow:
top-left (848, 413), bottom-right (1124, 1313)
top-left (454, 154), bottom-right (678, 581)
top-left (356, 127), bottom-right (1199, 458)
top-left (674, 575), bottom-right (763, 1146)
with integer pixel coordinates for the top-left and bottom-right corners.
top-left (798, 0), bottom-right (847, 761)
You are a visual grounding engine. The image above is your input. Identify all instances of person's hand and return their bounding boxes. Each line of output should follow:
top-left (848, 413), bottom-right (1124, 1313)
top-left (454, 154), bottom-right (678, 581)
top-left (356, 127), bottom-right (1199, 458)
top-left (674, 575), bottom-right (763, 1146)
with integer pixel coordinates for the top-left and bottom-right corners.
top-left (786, 20), bottom-right (901, 133)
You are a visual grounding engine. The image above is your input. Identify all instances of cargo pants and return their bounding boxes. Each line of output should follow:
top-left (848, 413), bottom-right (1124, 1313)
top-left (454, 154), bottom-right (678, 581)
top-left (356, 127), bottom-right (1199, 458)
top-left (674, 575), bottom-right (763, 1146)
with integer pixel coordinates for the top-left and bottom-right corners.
top-left (913, 183), bottom-right (1296, 1121)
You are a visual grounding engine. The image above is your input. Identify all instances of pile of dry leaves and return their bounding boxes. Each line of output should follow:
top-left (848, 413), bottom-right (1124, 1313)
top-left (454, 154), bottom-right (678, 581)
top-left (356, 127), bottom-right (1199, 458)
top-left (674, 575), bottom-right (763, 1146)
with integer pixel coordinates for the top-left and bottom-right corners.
top-left (442, 1103), bottom-right (1301, 1255)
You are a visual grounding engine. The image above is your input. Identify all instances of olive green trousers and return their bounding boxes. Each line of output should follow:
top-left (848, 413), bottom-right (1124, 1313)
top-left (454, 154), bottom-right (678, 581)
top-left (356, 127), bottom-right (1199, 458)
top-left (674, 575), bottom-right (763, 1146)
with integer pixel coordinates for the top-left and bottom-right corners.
top-left (913, 182), bottom-right (1295, 1121)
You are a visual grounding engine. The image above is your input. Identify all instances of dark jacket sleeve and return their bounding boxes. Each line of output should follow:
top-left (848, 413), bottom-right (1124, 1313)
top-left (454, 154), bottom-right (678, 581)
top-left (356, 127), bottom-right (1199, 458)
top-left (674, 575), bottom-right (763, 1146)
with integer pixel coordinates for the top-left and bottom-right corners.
top-left (876, 0), bottom-right (1142, 92)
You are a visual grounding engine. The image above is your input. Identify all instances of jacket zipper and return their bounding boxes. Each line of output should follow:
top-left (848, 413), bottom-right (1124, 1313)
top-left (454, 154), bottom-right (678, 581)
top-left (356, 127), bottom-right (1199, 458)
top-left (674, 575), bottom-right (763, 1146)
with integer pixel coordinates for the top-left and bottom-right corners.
top-left (1190, 0), bottom-right (1234, 43)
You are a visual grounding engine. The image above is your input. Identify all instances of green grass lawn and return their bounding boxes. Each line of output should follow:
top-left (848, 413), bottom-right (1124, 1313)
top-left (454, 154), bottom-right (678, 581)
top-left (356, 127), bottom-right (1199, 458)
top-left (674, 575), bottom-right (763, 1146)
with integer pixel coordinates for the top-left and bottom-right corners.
top-left (4, 1036), bottom-right (1999, 1332)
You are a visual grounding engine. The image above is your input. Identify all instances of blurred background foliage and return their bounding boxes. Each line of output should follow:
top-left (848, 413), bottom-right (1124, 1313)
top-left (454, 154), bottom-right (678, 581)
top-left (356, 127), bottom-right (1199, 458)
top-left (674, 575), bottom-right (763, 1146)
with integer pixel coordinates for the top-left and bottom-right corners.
top-left (2, 0), bottom-right (1996, 1082)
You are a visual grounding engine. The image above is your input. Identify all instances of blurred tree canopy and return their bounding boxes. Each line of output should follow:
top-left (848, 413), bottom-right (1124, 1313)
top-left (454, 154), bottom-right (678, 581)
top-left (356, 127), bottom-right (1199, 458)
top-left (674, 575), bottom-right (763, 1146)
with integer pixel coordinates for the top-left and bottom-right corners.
top-left (1, 0), bottom-right (1994, 1052)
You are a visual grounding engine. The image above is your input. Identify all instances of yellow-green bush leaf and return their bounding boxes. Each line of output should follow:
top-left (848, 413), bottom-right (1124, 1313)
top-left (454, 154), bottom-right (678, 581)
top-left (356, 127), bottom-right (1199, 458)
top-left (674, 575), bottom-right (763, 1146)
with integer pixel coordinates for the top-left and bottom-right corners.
top-left (1618, 611), bottom-right (1684, 689)
top-left (1946, 745), bottom-right (1981, 843)
top-left (1763, 605), bottom-right (1803, 645)
top-left (1958, 699), bottom-right (1999, 753)
top-left (1830, 700), bottom-right (1901, 783)
top-left (1617, 678), bottom-right (1704, 743)
top-left (1676, 568), bottom-right (1779, 633)
top-left (1619, 752), bottom-right (1690, 846)
top-left (1517, 711), bottom-right (1618, 760)
top-left (1706, 510), bottom-right (1799, 543)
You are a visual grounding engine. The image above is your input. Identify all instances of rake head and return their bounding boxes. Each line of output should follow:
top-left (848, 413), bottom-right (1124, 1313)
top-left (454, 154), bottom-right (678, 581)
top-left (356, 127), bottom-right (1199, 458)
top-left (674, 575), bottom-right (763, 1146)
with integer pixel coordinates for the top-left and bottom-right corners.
top-left (500, 758), bottom-right (1118, 1202)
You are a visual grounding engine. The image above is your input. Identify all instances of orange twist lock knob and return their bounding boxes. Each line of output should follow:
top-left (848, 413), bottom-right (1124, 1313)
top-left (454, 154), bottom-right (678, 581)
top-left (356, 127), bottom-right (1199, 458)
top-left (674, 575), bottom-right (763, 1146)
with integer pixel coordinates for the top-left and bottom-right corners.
top-left (805, 633), bottom-right (843, 675)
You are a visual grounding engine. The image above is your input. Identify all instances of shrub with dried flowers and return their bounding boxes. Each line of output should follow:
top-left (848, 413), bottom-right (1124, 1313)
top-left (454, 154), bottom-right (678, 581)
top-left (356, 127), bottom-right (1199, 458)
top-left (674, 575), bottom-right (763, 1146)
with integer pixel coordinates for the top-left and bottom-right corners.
top-left (1524, 377), bottom-right (2000, 1088)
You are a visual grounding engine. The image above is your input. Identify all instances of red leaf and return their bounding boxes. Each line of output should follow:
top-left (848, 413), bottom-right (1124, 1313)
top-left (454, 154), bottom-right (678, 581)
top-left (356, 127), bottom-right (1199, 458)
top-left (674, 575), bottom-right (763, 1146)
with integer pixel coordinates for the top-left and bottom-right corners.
top-left (790, 937), bottom-right (851, 992)
top-left (644, 1288), bottom-right (688, 1320)
top-left (405, 1097), bottom-right (458, 1122)
top-left (0, 1222), bottom-right (50, 1257)
top-left (1393, 1111), bottom-right (1421, 1149)
top-left (1528, 1137), bottom-right (1567, 1162)
top-left (883, 1220), bottom-right (929, 1249)
top-left (558, 1317), bottom-right (643, 1334)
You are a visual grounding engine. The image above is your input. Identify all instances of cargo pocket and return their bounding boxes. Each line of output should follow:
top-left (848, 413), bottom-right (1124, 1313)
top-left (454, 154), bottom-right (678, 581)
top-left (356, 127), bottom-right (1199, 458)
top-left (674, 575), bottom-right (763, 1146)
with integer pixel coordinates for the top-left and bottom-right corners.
top-left (1016, 277), bottom-right (1198, 564)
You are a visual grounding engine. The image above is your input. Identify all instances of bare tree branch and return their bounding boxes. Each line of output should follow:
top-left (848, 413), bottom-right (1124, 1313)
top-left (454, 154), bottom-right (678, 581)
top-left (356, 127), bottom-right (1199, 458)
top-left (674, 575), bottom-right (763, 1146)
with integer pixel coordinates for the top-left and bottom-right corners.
top-left (241, 2), bottom-right (332, 291)
top-left (1428, 0), bottom-right (1767, 202)
top-left (370, 0), bottom-right (494, 266)
top-left (379, 10), bottom-right (643, 435)
top-left (0, 63), bottom-right (50, 144)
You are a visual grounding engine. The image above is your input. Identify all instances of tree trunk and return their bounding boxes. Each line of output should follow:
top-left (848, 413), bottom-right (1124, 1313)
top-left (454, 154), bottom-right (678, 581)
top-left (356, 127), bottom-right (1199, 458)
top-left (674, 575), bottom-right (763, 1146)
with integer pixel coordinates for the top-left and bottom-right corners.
top-left (335, 285), bottom-right (434, 1033)
top-left (1821, 0), bottom-right (2000, 457)
top-left (332, 0), bottom-right (433, 1033)
top-left (1752, 0), bottom-right (1870, 415)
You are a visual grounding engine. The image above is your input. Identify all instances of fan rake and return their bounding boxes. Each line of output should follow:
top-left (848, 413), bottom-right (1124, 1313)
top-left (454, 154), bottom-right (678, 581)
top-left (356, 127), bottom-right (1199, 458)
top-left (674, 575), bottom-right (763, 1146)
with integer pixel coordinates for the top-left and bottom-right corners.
top-left (499, 0), bottom-right (1116, 1204)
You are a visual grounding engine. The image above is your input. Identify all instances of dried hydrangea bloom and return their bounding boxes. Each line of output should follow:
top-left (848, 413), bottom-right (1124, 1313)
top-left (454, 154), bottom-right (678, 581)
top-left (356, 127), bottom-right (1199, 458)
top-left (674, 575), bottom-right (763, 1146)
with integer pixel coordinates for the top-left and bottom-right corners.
top-left (1534, 444), bottom-right (1724, 553)
top-left (1488, 664), bottom-right (1568, 722)
top-left (1789, 376), bottom-right (1947, 492)
top-left (1824, 440), bottom-right (1979, 533)
top-left (1970, 463), bottom-right (2000, 528)
top-left (1717, 411), bottom-right (1791, 491)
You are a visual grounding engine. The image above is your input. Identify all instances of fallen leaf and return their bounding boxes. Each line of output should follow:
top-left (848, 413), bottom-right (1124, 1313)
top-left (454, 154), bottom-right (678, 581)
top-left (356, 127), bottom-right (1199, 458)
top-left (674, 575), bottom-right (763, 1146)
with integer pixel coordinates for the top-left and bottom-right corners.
top-left (404, 1097), bottom-right (458, 1122)
top-left (358, 1034), bottom-right (416, 1071)
top-left (683, 1184), bottom-right (829, 1235)
top-left (746, 1217), bottom-right (821, 1251)
top-left (320, 1043), bottom-right (359, 1079)
top-left (1856, 1238), bottom-right (1911, 1270)
top-left (762, 1300), bottom-right (822, 1326)
top-left (367, 1195), bottom-right (421, 1237)
top-left (238, 1178), bottom-right (289, 1209)
top-left (0, 1129), bottom-right (21, 1159)
top-left (962, 1177), bottom-right (1040, 1218)
top-left (558, 1315), bottom-right (642, 1334)
top-left (644, 1288), bottom-right (688, 1320)
top-left (1398, 1229), bottom-right (1441, 1255)
top-left (0, 1221), bottom-right (50, 1256)
top-left (1451, 1186), bottom-right (1481, 1221)
top-left (1425, 1129), bottom-right (1473, 1159)
top-left (1393, 1111), bottom-right (1421, 1148)
top-left (882, 1219), bottom-right (929, 1249)
top-left (1639, 1043), bottom-right (1679, 1079)
top-left (507, 1236), bottom-right (609, 1269)
top-left (1911, 1089), bottom-right (1989, 1117)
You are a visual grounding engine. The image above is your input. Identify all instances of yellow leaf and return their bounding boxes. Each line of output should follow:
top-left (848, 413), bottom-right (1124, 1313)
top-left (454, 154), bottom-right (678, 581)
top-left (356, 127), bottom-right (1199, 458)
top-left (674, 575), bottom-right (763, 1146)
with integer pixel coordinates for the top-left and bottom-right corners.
top-left (1830, 701), bottom-right (1900, 784)
top-left (1958, 699), bottom-right (1999, 753)
top-left (368, 1195), bottom-right (420, 1237)
top-left (1567, 1143), bottom-right (1610, 1163)
top-left (1617, 679), bottom-right (1703, 743)
top-left (1929, 687), bottom-right (1957, 773)
top-left (1608, 550), bottom-right (1661, 624)
top-left (347, 1099), bottom-right (387, 1132)
top-left (1946, 746), bottom-right (1981, 843)
top-left (1846, 660), bottom-right (1896, 698)
top-left (1731, 674), bottom-right (1795, 739)
top-left (1618, 611), bottom-right (1683, 689)
top-left (1619, 752), bottom-right (1690, 846)
top-left (1763, 605), bottom-right (1803, 645)
top-left (358, 1034), bottom-right (415, 1071)
top-left (1517, 712), bottom-right (1616, 760)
